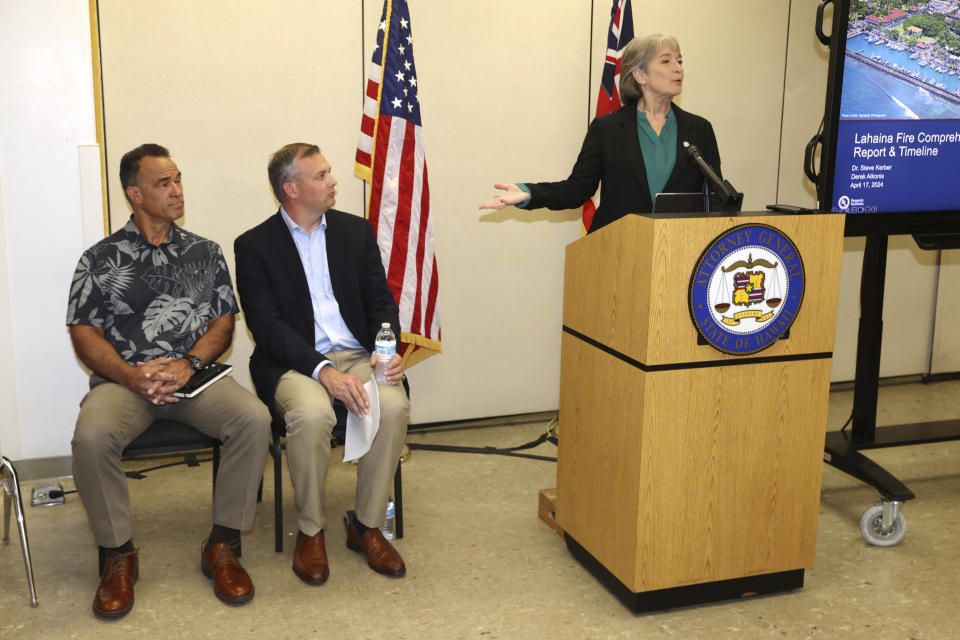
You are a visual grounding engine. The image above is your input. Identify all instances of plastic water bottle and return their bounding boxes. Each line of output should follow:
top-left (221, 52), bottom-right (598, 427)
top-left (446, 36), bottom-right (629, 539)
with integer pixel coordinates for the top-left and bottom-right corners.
top-left (374, 322), bottom-right (396, 384)
top-left (381, 498), bottom-right (396, 541)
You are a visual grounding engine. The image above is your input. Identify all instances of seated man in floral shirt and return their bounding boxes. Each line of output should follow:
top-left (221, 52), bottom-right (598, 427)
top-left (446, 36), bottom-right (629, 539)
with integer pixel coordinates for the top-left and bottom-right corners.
top-left (66, 143), bottom-right (269, 619)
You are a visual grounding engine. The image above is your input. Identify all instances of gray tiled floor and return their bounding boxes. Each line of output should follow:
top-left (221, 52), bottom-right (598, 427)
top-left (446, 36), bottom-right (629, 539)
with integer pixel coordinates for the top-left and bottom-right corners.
top-left (2, 380), bottom-right (959, 638)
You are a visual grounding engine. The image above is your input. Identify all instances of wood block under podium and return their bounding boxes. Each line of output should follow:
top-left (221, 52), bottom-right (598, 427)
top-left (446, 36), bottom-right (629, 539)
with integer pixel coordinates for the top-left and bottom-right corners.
top-left (556, 212), bottom-right (843, 607)
top-left (538, 488), bottom-right (562, 536)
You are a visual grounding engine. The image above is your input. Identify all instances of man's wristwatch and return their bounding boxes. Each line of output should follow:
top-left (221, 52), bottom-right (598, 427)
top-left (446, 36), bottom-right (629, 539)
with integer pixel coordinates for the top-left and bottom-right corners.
top-left (186, 355), bottom-right (204, 372)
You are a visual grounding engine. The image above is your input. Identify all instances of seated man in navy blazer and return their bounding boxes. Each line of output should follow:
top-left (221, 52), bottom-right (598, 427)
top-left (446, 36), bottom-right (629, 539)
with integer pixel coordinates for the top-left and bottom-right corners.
top-left (234, 143), bottom-right (410, 584)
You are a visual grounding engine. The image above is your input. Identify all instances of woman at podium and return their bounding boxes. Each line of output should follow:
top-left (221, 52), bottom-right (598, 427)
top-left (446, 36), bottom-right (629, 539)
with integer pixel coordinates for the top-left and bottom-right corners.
top-left (479, 33), bottom-right (722, 234)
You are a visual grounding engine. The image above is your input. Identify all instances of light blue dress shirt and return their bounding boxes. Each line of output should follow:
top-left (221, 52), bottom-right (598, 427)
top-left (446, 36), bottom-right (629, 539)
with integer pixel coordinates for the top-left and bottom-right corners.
top-left (280, 207), bottom-right (364, 379)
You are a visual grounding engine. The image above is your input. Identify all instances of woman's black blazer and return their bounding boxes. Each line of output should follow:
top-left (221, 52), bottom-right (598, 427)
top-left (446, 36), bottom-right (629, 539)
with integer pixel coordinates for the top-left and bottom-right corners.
top-left (525, 102), bottom-right (721, 233)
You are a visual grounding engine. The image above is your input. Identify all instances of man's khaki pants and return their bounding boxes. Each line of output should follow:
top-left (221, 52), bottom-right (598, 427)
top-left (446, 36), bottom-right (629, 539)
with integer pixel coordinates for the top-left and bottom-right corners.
top-left (273, 349), bottom-right (410, 536)
top-left (71, 374), bottom-right (271, 548)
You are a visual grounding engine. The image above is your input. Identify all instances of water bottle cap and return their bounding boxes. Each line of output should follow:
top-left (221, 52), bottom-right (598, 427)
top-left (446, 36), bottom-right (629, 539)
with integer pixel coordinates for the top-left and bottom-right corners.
top-left (381, 322), bottom-right (390, 327)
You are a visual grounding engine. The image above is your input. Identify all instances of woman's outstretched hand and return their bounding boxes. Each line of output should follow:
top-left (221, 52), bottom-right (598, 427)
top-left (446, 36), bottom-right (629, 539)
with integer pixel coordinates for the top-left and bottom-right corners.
top-left (479, 183), bottom-right (531, 210)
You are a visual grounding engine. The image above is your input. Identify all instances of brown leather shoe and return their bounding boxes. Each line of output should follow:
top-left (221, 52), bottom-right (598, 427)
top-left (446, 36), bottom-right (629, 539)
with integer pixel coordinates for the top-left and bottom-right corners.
top-left (93, 549), bottom-right (138, 619)
top-left (293, 531), bottom-right (330, 585)
top-left (345, 514), bottom-right (406, 577)
top-left (201, 539), bottom-right (254, 605)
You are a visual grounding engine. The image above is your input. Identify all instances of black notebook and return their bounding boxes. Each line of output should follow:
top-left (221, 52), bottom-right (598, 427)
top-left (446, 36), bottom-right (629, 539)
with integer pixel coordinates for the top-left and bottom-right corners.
top-left (173, 362), bottom-right (233, 398)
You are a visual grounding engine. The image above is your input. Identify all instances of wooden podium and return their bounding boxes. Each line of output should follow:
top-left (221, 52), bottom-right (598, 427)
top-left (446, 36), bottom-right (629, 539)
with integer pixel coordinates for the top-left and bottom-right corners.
top-left (556, 212), bottom-right (844, 611)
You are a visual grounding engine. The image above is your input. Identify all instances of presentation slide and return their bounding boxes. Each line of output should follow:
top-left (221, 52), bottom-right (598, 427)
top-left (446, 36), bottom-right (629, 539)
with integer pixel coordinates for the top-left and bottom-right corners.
top-left (830, 5), bottom-right (960, 214)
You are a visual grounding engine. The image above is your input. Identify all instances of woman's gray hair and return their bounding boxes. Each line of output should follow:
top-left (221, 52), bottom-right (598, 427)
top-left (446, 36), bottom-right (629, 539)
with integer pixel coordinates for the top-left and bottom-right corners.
top-left (618, 33), bottom-right (681, 104)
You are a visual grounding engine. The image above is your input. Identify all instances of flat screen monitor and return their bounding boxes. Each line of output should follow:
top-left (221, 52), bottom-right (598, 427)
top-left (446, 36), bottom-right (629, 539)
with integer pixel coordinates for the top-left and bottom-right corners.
top-left (817, 0), bottom-right (960, 236)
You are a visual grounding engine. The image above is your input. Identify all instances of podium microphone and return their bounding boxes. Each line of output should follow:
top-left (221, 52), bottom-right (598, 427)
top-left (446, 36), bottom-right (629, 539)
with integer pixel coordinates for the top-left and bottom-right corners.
top-left (682, 141), bottom-right (743, 209)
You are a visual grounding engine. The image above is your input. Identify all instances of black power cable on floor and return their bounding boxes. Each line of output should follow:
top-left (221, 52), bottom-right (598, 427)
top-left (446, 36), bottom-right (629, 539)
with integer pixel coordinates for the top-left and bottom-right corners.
top-left (124, 455), bottom-right (214, 479)
top-left (407, 421), bottom-right (559, 462)
top-left (840, 412), bottom-right (854, 432)
top-left (118, 421), bottom-right (560, 480)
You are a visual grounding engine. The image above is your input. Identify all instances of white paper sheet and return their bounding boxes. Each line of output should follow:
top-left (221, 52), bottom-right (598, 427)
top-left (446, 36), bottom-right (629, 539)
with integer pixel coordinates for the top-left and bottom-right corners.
top-left (343, 378), bottom-right (380, 462)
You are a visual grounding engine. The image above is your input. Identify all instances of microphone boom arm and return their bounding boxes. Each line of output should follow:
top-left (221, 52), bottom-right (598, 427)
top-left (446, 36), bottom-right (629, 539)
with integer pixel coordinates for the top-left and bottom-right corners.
top-left (682, 141), bottom-right (743, 211)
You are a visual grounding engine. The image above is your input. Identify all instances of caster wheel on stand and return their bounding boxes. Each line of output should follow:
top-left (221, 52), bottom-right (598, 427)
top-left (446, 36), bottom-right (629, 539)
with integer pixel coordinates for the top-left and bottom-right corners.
top-left (859, 501), bottom-right (907, 547)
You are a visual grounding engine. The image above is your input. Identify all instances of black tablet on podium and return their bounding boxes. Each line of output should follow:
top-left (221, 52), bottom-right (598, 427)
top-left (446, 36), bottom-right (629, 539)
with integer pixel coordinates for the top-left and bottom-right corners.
top-left (653, 192), bottom-right (739, 216)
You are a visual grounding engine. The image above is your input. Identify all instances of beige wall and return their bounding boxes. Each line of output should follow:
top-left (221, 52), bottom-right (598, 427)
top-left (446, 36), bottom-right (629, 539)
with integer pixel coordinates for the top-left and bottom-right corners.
top-left (98, 0), bottom-right (595, 423)
top-left (621, 0), bottom-right (791, 212)
top-left (2, 1), bottom-right (955, 459)
top-left (933, 250), bottom-right (960, 374)
top-left (92, 0), bottom-right (957, 427)
top-left (0, 0), bottom-right (97, 460)
top-left (98, 0), bottom-right (367, 413)
top-left (0, 160), bottom-right (22, 458)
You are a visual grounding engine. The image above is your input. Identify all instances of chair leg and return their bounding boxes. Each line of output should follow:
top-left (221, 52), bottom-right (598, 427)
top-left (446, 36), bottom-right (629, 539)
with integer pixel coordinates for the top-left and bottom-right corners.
top-left (272, 437), bottom-right (283, 552)
top-left (3, 483), bottom-right (10, 543)
top-left (2, 458), bottom-right (39, 607)
top-left (393, 461), bottom-right (403, 540)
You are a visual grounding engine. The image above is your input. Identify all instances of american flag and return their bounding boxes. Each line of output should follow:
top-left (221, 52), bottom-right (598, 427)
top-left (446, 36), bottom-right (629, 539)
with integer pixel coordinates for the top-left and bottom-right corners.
top-left (582, 0), bottom-right (634, 234)
top-left (356, 0), bottom-right (441, 368)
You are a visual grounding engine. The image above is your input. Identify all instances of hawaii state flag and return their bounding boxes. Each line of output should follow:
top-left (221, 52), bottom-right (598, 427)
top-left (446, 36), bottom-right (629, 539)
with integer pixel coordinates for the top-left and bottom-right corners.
top-left (356, 0), bottom-right (441, 368)
top-left (582, 0), bottom-right (634, 234)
